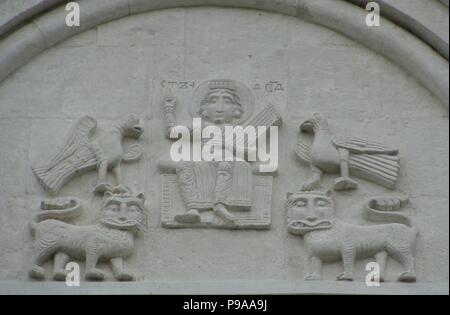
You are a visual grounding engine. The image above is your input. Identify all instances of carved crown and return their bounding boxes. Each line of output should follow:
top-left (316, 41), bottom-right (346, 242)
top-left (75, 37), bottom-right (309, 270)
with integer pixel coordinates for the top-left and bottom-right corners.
top-left (209, 79), bottom-right (236, 91)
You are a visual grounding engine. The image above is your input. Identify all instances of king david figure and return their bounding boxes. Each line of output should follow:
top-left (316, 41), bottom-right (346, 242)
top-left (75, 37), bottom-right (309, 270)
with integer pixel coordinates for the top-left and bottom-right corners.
top-left (159, 79), bottom-right (282, 226)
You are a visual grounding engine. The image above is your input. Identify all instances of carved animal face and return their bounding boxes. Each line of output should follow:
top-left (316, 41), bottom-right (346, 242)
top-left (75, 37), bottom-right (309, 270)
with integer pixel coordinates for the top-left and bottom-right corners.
top-left (286, 191), bottom-right (334, 236)
top-left (300, 112), bottom-right (329, 134)
top-left (199, 89), bottom-right (243, 125)
top-left (100, 192), bottom-right (147, 232)
top-left (121, 115), bottom-right (144, 138)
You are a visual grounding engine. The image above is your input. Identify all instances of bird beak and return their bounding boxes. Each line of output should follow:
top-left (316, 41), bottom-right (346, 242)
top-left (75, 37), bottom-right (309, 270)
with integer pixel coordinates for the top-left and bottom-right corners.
top-left (300, 120), bottom-right (314, 133)
top-left (133, 123), bottom-right (144, 137)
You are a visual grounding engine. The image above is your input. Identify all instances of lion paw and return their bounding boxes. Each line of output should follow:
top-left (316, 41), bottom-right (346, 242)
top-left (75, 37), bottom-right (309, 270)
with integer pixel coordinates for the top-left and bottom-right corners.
top-left (53, 269), bottom-right (69, 281)
top-left (398, 271), bottom-right (416, 282)
top-left (304, 273), bottom-right (321, 281)
top-left (337, 272), bottom-right (354, 281)
top-left (29, 265), bottom-right (46, 280)
top-left (85, 268), bottom-right (105, 281)
top-left (117, 272), bottom-right (136, 282)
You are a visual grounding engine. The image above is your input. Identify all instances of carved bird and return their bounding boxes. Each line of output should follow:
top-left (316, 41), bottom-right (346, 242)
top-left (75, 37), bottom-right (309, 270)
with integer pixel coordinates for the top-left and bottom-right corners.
top-left (295, 113), bottom-right (400, 191)
top-left (32, 115), bottom-right (144, 195)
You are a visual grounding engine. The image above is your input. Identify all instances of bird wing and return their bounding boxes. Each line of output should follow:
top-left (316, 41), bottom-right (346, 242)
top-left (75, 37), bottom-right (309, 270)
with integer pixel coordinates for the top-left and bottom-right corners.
top-left (332, 135), bottom-right (398, 155)
top-left (45, 116), bottom-right (98, 169)
top-left (294, 141), bottom-right (312, 164)
top-left (122, 144), bottom-right (143, 163)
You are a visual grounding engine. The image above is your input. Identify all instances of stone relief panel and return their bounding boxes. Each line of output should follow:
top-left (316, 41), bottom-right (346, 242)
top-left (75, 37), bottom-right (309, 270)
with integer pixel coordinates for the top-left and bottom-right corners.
top-left (32, 115), bottom-right (144, 195)
top-left (159, 79), bottom-right (282, 229)
top-left (28, 188), bottom-right (147, 282)
top-left (295, 112), bottom-right (400, 191)
top-left (0, 6), bottom-right (447, 292)
top-left (286, 191), bottom-right (418, 282)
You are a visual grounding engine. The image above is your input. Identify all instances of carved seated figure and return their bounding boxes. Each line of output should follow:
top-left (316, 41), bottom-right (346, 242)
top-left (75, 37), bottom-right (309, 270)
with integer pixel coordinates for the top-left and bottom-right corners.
top-left (159, 160), bottom-right (254, 225)
top-left (28, 189), bottom-right (147, 281)
top-left (286, 191), bottom-right (418, 282)
top-left (160, 79), bottom-right (281, 228)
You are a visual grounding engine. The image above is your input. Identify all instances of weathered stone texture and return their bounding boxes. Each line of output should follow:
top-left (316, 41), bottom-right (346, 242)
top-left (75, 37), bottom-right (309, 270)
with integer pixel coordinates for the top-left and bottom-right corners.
top-left (0, 7), bottom-right (448, 292)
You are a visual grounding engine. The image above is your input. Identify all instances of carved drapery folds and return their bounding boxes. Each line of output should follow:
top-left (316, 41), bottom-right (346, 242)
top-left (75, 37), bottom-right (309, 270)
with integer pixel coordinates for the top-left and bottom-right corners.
top-left (159, 79), bottom-right (281, 229)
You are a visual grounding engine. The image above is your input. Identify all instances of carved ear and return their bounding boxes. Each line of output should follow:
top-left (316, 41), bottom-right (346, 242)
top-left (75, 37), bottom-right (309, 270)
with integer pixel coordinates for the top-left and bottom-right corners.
top-left (325, 190), bottom-right (333, 199)
top-left (136, 193), bottom-right (146, 204)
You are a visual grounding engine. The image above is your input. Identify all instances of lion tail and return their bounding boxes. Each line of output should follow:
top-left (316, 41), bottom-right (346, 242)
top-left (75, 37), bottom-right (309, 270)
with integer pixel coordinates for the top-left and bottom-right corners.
top-left (29, 198), bottom-right (82, 236)
top-left (364, 196), bottom-right (417, 232)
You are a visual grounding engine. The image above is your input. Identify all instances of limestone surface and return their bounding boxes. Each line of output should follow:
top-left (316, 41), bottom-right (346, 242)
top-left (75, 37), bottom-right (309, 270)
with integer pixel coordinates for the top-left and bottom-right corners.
top-left (0, 3), bottom-right (448, 295)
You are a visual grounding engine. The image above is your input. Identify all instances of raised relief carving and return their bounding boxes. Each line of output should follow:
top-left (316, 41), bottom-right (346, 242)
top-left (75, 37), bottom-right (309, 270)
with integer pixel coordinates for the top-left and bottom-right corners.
top-left (295, 113), bottom-right (400, 191)
top-left (32, 115), bottom-right (144, 195)
top-left (28, 188), bottom-right (147, 281)
top-left (286, 191), bottom-right (418, 282)
top-left (159, 79), bottom-right (281, 229)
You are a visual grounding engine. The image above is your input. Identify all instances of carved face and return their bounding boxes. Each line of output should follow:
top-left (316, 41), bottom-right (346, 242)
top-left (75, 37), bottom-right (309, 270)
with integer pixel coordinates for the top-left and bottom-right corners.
top-left (199, 89), bottom-right (243, 125)
top-left (121, 115), bottom-right (144, 138)
top-left (100, 193), bottom-right (147, 232)
top-left (286, 191), bottom-right (334, 236)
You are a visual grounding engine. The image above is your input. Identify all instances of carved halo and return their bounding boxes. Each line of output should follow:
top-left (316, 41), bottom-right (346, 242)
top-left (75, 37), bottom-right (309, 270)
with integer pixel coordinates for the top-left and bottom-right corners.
top-left (190, 79), bottom-right (254, 125)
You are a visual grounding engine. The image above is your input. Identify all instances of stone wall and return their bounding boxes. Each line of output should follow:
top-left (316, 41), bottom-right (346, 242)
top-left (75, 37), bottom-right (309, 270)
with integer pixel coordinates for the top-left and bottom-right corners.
top-left (0, 2), bottom-right (448, 294)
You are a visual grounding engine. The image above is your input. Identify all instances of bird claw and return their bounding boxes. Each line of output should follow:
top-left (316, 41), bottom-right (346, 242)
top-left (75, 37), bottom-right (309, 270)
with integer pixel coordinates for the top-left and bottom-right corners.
top-left (93, 183), bottom-right (113, 194)
top-left (334, 177), bottom-right (358, 191)
top-left (301, 180), bottom-right (320, 191)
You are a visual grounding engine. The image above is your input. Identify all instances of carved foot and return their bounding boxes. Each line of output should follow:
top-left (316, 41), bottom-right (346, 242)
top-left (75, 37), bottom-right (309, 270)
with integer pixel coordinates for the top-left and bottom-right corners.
top-left (304, 273), bottom-right (321, 281)
top-left (29, 265), bottom-right (46, 280)
top-left (398, 271), bottom-right (416, 282)
top-left (85, 268), bottom-right (105, 281)
top-left (301, 180), bottom-right (320, 191)
top-left (214, 204), bottom-right (236, 224)
top-left (93, 183), bottom-right (113, 194)
top-left (337, 272), bottom-right (354, 281)
top-left (333, 177), bottom-right (358, 191)
top-left (174, 209), bottom-right (201, 224)
top-left (53, 269), bottom-right (69, 281)
top-left (116, 272), bottom-right (136, 282)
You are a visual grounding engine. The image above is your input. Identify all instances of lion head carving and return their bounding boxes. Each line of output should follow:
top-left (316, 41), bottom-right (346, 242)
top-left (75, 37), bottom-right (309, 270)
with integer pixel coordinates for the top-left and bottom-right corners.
top-left (100, 190), bottom-right (147, 233)
top-left (286, 190), bottom-right (334, 236)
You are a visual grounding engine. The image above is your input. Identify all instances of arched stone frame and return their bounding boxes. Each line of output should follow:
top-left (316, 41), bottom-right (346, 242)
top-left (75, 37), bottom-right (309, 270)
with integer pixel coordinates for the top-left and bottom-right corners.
top-left (0, 0), bottom-right (448, 108)
top-left (0, 1), bottom-right (448, 294)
